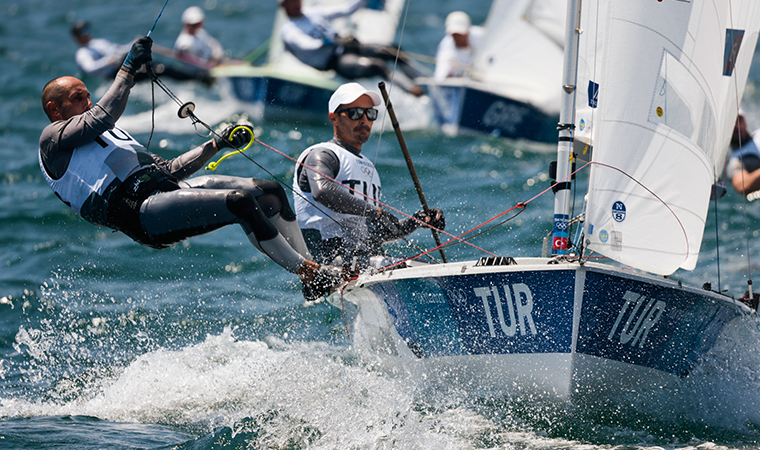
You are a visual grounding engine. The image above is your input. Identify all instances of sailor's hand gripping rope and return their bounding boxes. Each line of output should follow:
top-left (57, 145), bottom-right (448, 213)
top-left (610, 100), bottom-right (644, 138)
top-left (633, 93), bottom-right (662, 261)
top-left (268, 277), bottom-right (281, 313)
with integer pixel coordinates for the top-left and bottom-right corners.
top-left (206, 125), bottom-right (255, 170)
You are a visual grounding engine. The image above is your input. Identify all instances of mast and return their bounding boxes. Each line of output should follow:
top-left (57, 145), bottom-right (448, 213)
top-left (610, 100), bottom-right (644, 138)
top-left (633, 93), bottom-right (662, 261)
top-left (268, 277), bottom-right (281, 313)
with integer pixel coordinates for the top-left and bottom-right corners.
top-left (550, 0), bottom-right (582, 256)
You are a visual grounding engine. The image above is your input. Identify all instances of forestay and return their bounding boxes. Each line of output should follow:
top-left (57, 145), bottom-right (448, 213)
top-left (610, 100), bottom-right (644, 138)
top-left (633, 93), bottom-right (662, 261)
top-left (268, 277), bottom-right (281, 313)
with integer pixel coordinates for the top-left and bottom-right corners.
top-left (579, 0), bottom-right (760, 275)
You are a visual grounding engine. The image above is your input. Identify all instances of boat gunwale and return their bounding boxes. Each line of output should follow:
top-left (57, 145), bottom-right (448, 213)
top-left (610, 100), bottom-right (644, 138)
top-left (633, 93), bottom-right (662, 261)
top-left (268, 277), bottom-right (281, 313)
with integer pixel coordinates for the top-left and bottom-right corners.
top-left (343, 257), bottom-right (752, 314)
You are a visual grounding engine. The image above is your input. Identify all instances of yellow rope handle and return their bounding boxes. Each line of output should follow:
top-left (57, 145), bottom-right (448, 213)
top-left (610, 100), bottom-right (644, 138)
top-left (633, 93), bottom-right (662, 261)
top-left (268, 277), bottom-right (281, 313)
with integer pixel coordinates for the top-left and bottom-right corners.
top-left (206, 125), bottom-right (255, 171)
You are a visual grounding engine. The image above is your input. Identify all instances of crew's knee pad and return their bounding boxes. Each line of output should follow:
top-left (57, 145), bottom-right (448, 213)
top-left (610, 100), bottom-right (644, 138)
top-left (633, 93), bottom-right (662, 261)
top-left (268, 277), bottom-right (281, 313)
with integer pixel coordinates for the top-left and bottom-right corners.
top-left (257, 179), bottom-right (296, 221)
top-left (226, 190), bottom-right (257, 216)
top-left (226, 190), bottom-right (278, 240)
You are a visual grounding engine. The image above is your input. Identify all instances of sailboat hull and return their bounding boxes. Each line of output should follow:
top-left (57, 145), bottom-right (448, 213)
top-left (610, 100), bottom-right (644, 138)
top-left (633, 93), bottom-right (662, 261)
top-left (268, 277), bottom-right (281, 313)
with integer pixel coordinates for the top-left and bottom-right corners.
top-left (210, 0), bottom-right (414, 124)
top-left (211, 64), bottom-right (432, 128)
top-left (331, 259), bottom-right (747, 402)
top-left (229, 75), bottom-right (333, 122)
top-left (420, 80), bottom-right (559, 142)
top-left (211, 65), bottom-right (340, 123)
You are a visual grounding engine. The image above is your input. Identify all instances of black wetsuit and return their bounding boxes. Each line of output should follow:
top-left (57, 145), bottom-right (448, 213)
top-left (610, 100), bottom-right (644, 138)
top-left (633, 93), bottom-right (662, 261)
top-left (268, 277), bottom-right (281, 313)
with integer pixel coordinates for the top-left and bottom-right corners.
top-left (39, 71), bottom-right (311, 273)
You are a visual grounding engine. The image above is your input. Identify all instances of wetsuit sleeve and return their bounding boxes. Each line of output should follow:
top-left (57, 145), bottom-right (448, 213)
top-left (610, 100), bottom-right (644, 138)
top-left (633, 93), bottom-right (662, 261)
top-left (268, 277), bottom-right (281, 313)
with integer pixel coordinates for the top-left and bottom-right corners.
top-left (302, 146), bottom-right (381, 217)
top-left (150, 141), bottom-right (219, 181)
top-left (39, 71), bottom-right (136, 179)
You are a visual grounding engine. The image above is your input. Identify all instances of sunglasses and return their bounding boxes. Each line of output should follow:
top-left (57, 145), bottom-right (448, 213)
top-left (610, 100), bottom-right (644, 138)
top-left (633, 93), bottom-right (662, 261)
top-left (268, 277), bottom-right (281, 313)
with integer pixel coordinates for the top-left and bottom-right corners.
top-left (335, 107), bottom-right (378, 121)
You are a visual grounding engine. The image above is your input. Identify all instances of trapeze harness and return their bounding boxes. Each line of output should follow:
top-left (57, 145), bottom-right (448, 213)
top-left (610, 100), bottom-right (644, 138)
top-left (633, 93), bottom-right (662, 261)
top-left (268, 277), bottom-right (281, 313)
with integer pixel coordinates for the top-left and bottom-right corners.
top-left (39, 126), bottom-right (179, 248)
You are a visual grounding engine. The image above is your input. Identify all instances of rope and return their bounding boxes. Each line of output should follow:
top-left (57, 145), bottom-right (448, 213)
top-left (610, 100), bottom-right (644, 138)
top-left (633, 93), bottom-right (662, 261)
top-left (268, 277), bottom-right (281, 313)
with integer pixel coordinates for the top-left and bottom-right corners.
top-left (735, 119), bottom-right (755, 300)
top-left (712, 169), bottom-right (722, 294)
top-left (146, 73), bottom-right (156, 150)
top-left (146, 0), bottom-right (170, 37)
top-left (205, 125), bottom-right (255, 170)
top-left (726, 0), bottom-right (754, 302)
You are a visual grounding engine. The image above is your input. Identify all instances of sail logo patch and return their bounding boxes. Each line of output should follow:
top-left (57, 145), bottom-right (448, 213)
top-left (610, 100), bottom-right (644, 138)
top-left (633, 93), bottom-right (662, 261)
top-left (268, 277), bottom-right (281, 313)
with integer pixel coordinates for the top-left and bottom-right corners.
top-left (599, 229), bottom-right (609, 243)
top-left (723, 29), bottom-right (745, 76)
top-left (588, 81), bottom-right (599, 108)
top-left (612, 201), bottom-right (626, 222)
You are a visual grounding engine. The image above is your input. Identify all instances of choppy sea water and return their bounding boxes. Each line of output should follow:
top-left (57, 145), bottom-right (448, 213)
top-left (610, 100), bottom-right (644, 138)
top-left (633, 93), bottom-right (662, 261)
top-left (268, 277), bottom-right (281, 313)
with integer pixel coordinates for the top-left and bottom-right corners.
top-left (5, 0), bottom-right (760, 448)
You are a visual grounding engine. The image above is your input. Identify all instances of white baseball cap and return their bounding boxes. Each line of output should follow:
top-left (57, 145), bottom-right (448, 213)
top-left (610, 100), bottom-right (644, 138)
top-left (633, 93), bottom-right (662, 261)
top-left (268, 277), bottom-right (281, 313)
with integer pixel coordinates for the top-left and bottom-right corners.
top-left (182, 6), bottom-right (205, 25)
top-left (328, 83), bottom-right (381, 113)
top-left (445, 11), bottom-right (471, 35)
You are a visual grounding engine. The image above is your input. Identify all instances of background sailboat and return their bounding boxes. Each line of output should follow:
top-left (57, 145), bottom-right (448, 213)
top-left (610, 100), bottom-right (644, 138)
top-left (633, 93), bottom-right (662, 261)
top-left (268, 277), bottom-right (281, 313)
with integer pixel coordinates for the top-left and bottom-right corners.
top-left (418, 0), bottom-right (565, 142)
top-left (326, 0), bottom-right (760, 407)
top-left (211, 0), bottom-right (429, 127)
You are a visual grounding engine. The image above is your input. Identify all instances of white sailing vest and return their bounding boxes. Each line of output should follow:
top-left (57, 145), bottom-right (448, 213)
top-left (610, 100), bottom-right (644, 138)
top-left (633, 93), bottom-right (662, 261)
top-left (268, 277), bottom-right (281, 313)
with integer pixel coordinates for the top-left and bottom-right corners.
top-left (39, 126), bottom-right (148, 225)
top-left (293, 142), bottom-right (382, 246)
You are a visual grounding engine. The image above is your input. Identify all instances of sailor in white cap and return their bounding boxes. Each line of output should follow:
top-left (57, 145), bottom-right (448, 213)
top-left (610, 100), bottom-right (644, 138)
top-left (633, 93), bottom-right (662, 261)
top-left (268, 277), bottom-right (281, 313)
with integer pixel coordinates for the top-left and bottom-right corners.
top-left (434, 11), bottom-right (485, 80)
top-left (292, 83), bottom-right (445, 269)
top-left (174, 6), bottom-right (225, 66)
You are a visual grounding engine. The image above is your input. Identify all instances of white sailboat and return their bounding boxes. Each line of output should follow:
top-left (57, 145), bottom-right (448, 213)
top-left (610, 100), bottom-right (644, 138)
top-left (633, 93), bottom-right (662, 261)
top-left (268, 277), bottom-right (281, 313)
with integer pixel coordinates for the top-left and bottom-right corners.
top-left (210, 0), bottom-right (427, 126)
top-left (418, 0), bottom-right (565, 142)
top-left (326, 0), bottom-right (760, 405)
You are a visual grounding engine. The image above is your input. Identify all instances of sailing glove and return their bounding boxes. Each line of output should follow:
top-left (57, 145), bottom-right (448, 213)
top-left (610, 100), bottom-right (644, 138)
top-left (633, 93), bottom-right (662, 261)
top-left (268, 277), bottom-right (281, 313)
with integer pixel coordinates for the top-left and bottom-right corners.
top-left (412, 208), bottom-right (446, 231)
top-left (214, 125), bottom-right (254, 150)
top-left (372, 207), bottom-right (447, 241)
top-left (121, 37), bottom-right (153, 76)
top-left (372, 209), bottom-right (403, 240)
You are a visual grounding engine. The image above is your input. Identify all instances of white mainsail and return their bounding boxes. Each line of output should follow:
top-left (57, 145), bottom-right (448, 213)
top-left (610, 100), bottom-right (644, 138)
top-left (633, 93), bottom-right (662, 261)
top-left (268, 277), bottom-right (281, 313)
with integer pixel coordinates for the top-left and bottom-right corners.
top-left (580, 0), bottom-right (760, 275)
